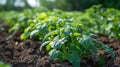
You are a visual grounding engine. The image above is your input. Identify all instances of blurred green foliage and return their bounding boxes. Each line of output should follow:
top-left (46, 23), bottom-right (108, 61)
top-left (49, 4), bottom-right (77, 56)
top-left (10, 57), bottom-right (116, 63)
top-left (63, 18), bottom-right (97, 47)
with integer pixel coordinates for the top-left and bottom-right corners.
top-left (40, 0), bottom-right (120, 11)
top-left (1, 5), bottom-right (120, 39)
top-left (1, 0), bottom-right (120, 11)
top-left (0, 0), bottom-right (31, 11)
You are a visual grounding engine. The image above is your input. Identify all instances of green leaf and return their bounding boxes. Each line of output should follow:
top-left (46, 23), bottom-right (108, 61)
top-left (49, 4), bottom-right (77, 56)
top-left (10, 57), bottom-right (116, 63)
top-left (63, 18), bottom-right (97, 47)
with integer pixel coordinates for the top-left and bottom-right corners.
top-left (43, 30), bottom-right (58, 41)
top-left (49, 49), bottom-right (61, 60)
top-left (20, 32), bottom-right (30, 40)
top-left (40, 41), bottom-right (50, 51)
top-left (63, 24), bottom-right (72, 36)
top-left (79, 36), bottom-right (92, 50)
top-left (46, 44), bottom-right (52, 51)
top-left (57, 52), bottom-right (66, 62)
top-left (50, 36), bottom-right (59, 48)
top-left (50, 36), bottom-right (67, 49)
top-left (77, 24), bottom-right (83, 33)
top-left (97, 54), bottom-right (106, 67)
top-left (30, 30), bottom-right (39, 38)
top-left (102, 45), bottom-right (115, 58)
top-left (37, 24), bottom-right (47, 30)
top-left (73, 33), bottom-right (81, 37)
top-left (67, 53), bottom-right (81, 67)
top-left (92, 40), bottom-right (103, 47)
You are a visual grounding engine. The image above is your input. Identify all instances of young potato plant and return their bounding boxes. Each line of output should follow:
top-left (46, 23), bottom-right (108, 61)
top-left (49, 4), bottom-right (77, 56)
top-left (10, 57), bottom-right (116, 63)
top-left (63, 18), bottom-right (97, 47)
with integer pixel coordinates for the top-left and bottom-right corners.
top-left (102, 8), bottom-right (120, 39)
top-left (74, 5), bottom-right (120, 39)
top-left (0, 7), bottom-right (49, 33)
top-left (1, 5), bottom-right (120, 39)
top-left (8, 13), bottom-right (30, 32)
top-left (0, 11), bottom-right (31, 33)
top-left (40, 23), bottom-right (115, 67)
top-left (19, 9), bottom-right (115, 67)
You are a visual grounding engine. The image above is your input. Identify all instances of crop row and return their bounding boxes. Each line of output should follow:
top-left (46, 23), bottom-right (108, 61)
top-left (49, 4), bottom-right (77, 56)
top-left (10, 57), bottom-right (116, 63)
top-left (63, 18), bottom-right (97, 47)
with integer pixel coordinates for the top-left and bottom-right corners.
top-left (0, 5), bottom-right (117, 67)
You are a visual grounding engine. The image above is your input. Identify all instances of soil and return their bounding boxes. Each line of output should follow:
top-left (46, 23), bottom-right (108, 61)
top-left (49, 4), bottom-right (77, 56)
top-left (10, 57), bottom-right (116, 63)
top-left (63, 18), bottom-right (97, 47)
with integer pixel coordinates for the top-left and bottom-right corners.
top-left (0, 20), bottom-right (120, 67)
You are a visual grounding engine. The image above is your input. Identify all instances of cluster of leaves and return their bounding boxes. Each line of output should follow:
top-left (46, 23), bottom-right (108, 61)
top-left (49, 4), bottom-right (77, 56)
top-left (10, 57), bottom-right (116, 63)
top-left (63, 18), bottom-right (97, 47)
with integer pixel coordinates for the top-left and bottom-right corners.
top-left (20, 9), bottom-right (115, 67)
top-left (0, 5), bottom-right (120, 39)
top-left (0, 7), bottom-right (49, 32)
top-left (0, 5), bottom-right (117, 67)
top-left (20, 10), bottom-right (71, 40)
top-left (71, 5), bottom-right (120, 39)
top-left (87, 6), bottom-right (120, 39)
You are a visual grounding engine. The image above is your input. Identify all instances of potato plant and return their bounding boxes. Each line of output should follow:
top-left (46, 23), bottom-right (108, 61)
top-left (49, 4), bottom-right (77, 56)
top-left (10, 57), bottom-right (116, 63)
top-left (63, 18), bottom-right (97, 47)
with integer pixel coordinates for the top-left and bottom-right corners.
top-left (74, 5), bottom-right (120, 39)
top-left (20, 10), bottom-right (72, 40)
top-left (39, 20), bottom-right (115, 67)
top-left (0, 7), bottom-right (49, 33)
top-left (0, 5), bottom-right (117, 67)
top-left (19, 10), bottom-right (115, 67)
top-left (1, 5), bottom-right (120, 39)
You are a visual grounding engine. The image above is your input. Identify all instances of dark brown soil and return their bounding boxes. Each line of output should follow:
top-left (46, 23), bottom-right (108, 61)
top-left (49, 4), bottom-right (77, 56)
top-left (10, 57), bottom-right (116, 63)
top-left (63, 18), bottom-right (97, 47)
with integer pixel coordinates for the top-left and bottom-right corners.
top-left (0, 21), bottom-right (120, 67)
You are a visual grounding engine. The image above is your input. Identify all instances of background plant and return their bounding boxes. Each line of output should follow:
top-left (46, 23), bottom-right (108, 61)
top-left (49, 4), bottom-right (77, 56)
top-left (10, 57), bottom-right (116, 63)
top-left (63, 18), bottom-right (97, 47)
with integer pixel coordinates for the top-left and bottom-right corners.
top-left (19, 9), bottom-right (115, 67)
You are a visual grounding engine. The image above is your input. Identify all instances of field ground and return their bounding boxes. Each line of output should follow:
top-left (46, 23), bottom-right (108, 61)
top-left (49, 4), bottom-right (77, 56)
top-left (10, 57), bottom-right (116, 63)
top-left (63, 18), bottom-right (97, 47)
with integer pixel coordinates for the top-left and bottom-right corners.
top-left (0, 20), bottom-right (120, 67)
